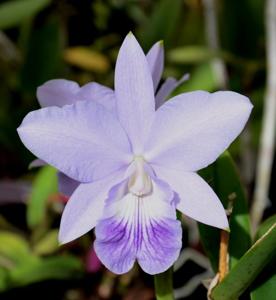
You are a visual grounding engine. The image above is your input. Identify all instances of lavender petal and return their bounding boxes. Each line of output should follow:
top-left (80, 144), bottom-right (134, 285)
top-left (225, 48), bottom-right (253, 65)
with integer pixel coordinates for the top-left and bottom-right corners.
top-left (145, 91), bottom-right (253, 172)
top-left (17, 100), bottom-right (131, 182)
top-left (59, 168), bottom-right (126, 244)
top-left (146, 41), bottom-right (164, 92)
top-left (37, 79), bottom-right (116, 111)
top-left (155, 73), bottom-right (190, 109)
top-left (94, 177), bottom-right (182, 275)
top-left (153, 166), bottom-right (229, 230)
top-left (115, 33), bottom-right (155, 153)
top-left (57, 172), bottom-right (80, 197)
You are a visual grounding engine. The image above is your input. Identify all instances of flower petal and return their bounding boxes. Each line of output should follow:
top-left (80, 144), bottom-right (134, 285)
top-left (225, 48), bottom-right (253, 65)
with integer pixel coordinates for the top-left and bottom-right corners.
top-left (145, 91), bottom-right (253, 171)
top-left (17, 100), bottom-right (132, 182)
top-left (153, 166), bottom-right (229, 229)
top-left (94, 178), bottom-right (182, 275)
top-left (37, 79), bottom-right (116, 111)
top-left (146, 41), bottom-right (164, 91)
top-left (78, 82), bottom-right (115, 112)
top-left (29, 158), bottom-right (46, 169)
top-left (155, 73), bottom-right (189, 108)
top-left (57, 172), bottom-right (80, 197)
top-left (115, 33), bottom-right (155, 153)
top-left (59, 168), bottom-right (126, 244)
top-left (37, 79), bottom-right (80, 107)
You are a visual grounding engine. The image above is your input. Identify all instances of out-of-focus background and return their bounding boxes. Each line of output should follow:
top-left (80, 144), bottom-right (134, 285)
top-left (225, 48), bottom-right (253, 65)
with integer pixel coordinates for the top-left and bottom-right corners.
top-left (0, 0), bottom-right (275, 299)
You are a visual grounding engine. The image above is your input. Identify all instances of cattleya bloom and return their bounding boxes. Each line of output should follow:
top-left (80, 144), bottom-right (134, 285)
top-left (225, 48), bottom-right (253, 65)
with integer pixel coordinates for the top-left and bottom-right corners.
top-left (17, 33), bottom-right (252, 275)
top-left (31, 39), bottom-right (188, 197)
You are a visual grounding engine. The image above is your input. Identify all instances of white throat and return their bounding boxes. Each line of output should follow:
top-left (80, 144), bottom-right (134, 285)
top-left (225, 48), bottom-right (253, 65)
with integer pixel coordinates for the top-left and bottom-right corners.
top-left (128, 156), bottom-right (152, 196)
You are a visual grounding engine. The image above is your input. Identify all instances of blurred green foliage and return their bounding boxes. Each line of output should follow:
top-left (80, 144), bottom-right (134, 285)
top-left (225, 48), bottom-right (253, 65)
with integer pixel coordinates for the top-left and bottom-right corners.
top-left (27, 166), bottom-right (58, 229)
top-left (0, 230), bottom-right (82, 291)
top-left (0, 0), bottom-right (50, 30)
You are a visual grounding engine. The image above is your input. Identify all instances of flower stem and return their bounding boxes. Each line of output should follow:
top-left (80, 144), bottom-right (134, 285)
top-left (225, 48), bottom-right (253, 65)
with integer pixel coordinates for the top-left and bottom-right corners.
top-left (154, 267), bottom-right (174, 300)
top-left (218, 229), bottom-right (229, 282)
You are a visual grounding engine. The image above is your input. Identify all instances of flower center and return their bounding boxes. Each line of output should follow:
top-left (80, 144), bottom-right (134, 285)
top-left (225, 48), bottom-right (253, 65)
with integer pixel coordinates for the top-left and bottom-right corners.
top-left (128, 156), bottom-right (152, 196)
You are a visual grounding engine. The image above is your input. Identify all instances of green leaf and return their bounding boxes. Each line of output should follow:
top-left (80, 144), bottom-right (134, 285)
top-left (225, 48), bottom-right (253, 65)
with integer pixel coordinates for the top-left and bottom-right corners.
top-left (140, 0), bottom-right (182, 51)
top-left (27, 166), bottom-right (58, 229)
top-left (0, 267), bottom-right (8, 291)
top-left (254, 214), bottom-right (276, 242)
top-left (174, 63), bottom-right (219, 94)
top-left (250, 216), bottom-right (276, 300)
top-left (0, 0), bottom-right (50, 29)
top-left (168, 46), bottom-right (214, 64)
top-left (198, 152), bottom-right (251, 271)
top-left (20, 19), bottom-right (62, 94)
top-left (9, 255), bottom-right (83, 288)
top-left (33, 229), bottom-right (59, 255)
top-left (154, 267), bottom-right (174, 300)
top-left (219, 0), bottom-right (264, 59)
top-left (250, 272), bottom-right (276, 300)
top-left (211, 223), bottom-right (276, 300)
top-left (168, 46), bottom-right (262, 70)
top-left (0, 231), bottom-right (30, 265)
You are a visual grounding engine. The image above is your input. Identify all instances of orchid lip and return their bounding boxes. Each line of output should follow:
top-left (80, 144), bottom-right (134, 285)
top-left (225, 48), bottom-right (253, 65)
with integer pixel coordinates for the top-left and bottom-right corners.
top-left (128, 156), bottom-right (152, 196)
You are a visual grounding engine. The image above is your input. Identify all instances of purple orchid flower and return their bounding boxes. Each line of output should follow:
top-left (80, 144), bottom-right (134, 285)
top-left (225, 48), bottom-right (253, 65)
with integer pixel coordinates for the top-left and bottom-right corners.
top-left (17, 33), bottom-right (252, 275)
top-left (31, 40), bottom-right (188, 197)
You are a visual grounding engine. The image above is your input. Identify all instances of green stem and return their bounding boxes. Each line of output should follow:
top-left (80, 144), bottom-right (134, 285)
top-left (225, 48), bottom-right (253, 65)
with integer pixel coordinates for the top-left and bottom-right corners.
top-left (154, 267), bottom-right (174, 300)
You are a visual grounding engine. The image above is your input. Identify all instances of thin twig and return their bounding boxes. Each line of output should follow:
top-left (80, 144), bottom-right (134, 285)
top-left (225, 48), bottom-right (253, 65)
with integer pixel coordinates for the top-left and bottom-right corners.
top-left (202, 0), bottom-right (228, 89)
top-left (251, 0), bottom-right (276, 233)
top-left (174, 248), bottom-right (210, 272)
top-left (174, 270), bottom-right (213, 299)
top-left (173, 248), bottom-right (213, 299)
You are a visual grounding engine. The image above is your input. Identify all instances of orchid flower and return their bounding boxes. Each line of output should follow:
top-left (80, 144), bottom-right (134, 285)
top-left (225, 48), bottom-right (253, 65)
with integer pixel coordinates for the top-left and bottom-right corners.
top-left (30, 40), bottom-right (188, 197)
top-left (17, 33), bottom-right (252, 275)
